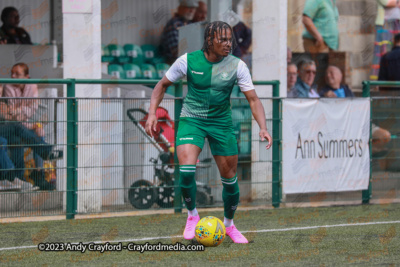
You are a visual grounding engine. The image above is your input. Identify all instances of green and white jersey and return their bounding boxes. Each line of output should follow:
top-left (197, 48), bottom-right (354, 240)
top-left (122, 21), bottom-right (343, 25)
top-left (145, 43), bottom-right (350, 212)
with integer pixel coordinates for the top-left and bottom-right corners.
top-left (165, 50), bottom-right (254, 120)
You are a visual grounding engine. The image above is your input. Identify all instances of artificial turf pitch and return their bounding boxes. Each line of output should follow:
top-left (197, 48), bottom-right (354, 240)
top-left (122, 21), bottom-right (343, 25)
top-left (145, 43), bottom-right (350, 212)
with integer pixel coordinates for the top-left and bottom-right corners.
top-left (0, 203), bottom-right (399, 266)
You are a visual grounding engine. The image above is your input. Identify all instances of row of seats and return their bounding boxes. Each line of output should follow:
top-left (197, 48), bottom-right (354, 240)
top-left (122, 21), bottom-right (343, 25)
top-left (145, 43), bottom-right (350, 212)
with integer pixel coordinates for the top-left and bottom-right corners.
top-left (102, 44), bottom-right (165, 65)
top-left (108, 63), bottom-right (170, 79)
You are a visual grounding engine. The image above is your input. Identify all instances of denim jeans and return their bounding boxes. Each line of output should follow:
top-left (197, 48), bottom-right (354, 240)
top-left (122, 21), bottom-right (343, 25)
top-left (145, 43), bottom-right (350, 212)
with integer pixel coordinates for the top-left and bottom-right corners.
top-left (0, 122), bottom-right (52, 179)
top-left (0, 137), bottom-right (15, 180)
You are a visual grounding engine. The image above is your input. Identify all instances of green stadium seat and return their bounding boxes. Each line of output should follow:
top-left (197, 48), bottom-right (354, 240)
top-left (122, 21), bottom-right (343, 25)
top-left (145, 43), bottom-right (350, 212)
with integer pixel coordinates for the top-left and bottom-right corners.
top-left (123, 64), bottom-right (142, 79)
top-left (107, 44), bottom-right (125, 57)
top-left (108, 64), bottom-right (125, 79)
top-left (124, 44), bottom-right (144, 65)
top-left (141, 64), bottom-right (157, 79)
top-left (101, 45), bottom-right (114, 63)
top-left (155, 63), bottom-right (170, 79)
top-left (102, 45), bottom-right (109, 56)
top-left (141, 44), bottom-right (157, 63)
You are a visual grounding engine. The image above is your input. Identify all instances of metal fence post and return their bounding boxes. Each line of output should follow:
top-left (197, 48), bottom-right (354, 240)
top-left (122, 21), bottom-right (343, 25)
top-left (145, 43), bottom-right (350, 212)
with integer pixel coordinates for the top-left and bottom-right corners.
top-left (272, 81), bottom-right (281, 208)
top-left (66, 79), bottom-right (78, 219)
top-left (362, 81), bottom-right (372, 204)
top-left (174, 80), bottom-right (183, 213)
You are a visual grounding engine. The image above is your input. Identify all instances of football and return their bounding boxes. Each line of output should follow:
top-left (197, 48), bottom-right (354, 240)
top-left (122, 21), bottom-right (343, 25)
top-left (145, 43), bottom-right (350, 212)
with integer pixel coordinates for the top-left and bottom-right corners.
top-left (195, 216), bottom-right (226, 247)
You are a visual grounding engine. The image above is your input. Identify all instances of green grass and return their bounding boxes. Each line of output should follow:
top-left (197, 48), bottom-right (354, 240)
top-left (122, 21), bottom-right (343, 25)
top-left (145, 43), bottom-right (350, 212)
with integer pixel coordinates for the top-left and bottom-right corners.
top-left (0, 203), bottom-right (399, 266)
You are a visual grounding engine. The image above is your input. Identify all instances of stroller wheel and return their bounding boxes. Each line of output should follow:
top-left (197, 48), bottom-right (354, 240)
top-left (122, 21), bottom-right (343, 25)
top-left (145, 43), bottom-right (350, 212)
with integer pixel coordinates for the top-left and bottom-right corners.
top-left (157, 182), bottom-right (175, 208)
top-left (128, 180), bottom-right (157, 209)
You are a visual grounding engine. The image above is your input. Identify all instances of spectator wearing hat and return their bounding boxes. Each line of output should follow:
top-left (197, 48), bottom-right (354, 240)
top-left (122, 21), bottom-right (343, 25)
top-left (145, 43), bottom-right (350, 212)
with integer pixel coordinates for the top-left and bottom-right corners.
top-left (192, 1), bottom-right (207, 23)
top-left (159, 0), bottom-right (198, 64)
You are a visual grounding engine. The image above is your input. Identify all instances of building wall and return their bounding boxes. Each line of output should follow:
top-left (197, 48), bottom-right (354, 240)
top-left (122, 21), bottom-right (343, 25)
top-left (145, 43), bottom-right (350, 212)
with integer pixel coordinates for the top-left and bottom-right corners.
top-left (287, 0), bottom-right (377, 90)
top-left (101, 0), bottom-right (179, 46)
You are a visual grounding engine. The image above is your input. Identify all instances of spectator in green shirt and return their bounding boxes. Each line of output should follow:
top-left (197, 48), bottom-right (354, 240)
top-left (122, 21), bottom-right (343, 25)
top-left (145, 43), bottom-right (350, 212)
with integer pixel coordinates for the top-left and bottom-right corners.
top-left (302, 0), bottom-right (339, 53)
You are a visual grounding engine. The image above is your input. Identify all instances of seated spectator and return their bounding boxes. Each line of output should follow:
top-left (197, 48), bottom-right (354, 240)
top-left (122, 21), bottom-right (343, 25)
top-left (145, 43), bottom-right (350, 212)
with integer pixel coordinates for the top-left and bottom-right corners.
top-left (3, 63), bottom-right (41, 133)
top-left (192, 1), bottom-right (207, 23)
top-left (287, 63), bottom-right (298, 97)
top-left (292, 59), bottom-right (319, 98)
top-left (319, 65), bottom-right (354, 97)
top-left (378, 33), bottom-right (400, 93)
top-left (159, 0), bottom-right (198, 64)
top-left (321, 65), bottom-right (391, 157)
top-left (2, 63), bottom-right (61, 190)
top-left (0, 6), bottom-right (32, 44)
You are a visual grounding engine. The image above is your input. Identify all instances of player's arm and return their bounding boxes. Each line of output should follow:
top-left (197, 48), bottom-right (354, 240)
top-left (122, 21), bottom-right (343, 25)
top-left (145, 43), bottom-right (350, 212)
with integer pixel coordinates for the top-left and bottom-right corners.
top-left (243, 90), bottom-right (272, 149)
top-left (145, 76), bottom-right (173, 137)
top-left (237, 60), bottom-right (272, 149)
top-left (145, 53), bottom-right (188, 137)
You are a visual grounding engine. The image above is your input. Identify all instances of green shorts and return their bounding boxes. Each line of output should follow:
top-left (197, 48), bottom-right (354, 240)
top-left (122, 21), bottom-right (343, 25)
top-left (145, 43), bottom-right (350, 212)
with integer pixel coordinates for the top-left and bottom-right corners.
top-left (176, 117), bottom-right (238, 156)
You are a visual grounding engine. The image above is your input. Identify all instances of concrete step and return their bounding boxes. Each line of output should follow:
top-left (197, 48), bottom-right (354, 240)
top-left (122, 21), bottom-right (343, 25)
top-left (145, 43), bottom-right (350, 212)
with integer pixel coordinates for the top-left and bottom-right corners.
top-left (0, 190), bottom-right (63, 216)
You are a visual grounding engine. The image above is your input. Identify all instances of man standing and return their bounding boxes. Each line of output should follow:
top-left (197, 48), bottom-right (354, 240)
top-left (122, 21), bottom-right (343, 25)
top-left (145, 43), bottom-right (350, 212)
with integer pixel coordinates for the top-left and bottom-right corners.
top-left (159, 0), bottom-right (198, 65)
top-left (378, 33), bottom-right (400, 93)
top-left (146, 21), bottom-right (272, 243)
top-left (302, 0), bottom-right (339, 53)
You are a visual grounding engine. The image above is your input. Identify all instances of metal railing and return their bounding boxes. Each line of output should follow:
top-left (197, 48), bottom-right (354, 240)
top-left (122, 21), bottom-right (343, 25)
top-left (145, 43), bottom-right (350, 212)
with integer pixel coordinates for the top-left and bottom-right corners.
top-left (3, 79), bottom-right (397, 221)
top-left (0, 79), bottom-right (280, 219)
top-left (362, 81), bottom-right (400, 204)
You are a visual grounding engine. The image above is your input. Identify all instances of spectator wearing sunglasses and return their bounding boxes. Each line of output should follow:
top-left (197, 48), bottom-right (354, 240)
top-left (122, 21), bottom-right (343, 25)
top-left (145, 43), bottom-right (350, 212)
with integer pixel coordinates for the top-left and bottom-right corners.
top-left (292, 59), bottom-right (319, 98)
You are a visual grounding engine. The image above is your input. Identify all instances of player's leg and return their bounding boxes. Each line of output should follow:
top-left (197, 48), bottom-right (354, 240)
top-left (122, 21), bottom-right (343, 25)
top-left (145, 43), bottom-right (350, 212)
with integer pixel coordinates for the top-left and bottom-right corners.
top-left (209, 120), bottom-right (248, 243)
top-left (177, 144), bottom-right (202, 213)
top-left (214, 154), bottom-right (248, 243)
top-left (177, 144), bottom-right (202, 240)
top-left (176, 118), bottom-right (206, 239)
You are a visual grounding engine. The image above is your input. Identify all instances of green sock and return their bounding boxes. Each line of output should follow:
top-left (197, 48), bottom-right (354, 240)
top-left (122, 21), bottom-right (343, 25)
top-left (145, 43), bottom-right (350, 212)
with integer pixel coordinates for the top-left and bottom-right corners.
top-left (221, 174), bottom-right (240, 220)
top-left (179, 165), bottom-right (197, 211)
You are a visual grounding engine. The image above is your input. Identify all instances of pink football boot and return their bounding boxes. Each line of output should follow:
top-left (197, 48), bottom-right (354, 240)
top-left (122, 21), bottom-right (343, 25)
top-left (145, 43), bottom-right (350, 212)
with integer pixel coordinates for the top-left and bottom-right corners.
top-left (226, 225), bottom-right (249, 243)
top-left (183, 215), bottom-right (200, 240)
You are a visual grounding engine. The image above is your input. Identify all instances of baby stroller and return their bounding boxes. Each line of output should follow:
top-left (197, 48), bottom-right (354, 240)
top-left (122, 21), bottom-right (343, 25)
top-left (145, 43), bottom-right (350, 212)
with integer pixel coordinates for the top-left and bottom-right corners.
top-left (127, 107), bottom-right (213, 209)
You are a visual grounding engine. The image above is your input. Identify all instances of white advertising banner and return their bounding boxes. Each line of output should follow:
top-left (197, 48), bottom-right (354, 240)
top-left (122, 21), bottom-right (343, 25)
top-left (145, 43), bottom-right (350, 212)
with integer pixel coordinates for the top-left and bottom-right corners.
top-left (282, 99), bottom-right (370, 194)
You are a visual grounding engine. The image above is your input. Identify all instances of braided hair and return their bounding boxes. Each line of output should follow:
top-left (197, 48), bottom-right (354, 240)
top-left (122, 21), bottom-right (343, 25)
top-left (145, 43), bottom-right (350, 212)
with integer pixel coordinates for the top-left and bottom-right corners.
top-left (201, 21), bottom-right (237, 54)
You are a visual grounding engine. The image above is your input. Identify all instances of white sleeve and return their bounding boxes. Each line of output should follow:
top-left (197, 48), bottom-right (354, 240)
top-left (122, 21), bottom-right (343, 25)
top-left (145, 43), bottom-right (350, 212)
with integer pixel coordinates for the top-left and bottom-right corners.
top-left (165, 54), bottom-right (187, 83)
top-left (237, 60), bottom-right (254, 92)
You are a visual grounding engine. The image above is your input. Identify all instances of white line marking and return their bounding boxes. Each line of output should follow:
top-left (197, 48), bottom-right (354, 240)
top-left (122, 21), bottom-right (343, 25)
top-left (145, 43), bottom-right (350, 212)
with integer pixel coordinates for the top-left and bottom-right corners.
top-left (1, 220), bottom-right (400, 252)
top-left (242, 220), bottom-right (400, 233)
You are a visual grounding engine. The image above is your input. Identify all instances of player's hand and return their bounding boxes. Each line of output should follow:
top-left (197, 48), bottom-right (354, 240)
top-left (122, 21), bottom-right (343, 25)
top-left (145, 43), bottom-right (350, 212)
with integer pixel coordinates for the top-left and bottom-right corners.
top-left (260, 129), bottom-right (272, 149)
top-left (145, 113), bottom-right (157, 137)
top-left (325, 90), bottom-right (337, 98)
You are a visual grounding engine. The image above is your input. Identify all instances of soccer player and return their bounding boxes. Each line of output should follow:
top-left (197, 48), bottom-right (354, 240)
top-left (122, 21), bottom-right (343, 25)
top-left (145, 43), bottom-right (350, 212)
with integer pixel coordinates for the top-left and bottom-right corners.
top-left (145, 21), bottom-right (272, 243)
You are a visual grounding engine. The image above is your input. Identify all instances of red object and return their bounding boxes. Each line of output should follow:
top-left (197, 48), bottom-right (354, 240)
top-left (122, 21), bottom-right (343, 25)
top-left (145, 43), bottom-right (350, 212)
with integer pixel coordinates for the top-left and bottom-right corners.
top-left (139, 107), bottom-right (175, 153)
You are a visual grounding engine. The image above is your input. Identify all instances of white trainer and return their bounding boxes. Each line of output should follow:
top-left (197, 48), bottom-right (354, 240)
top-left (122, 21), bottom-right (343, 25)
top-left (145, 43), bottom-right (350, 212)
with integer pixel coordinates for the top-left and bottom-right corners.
top-left (0, 180), bottom-right (21, 191)
top-left (12, 178), bottom-right (39, 191)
